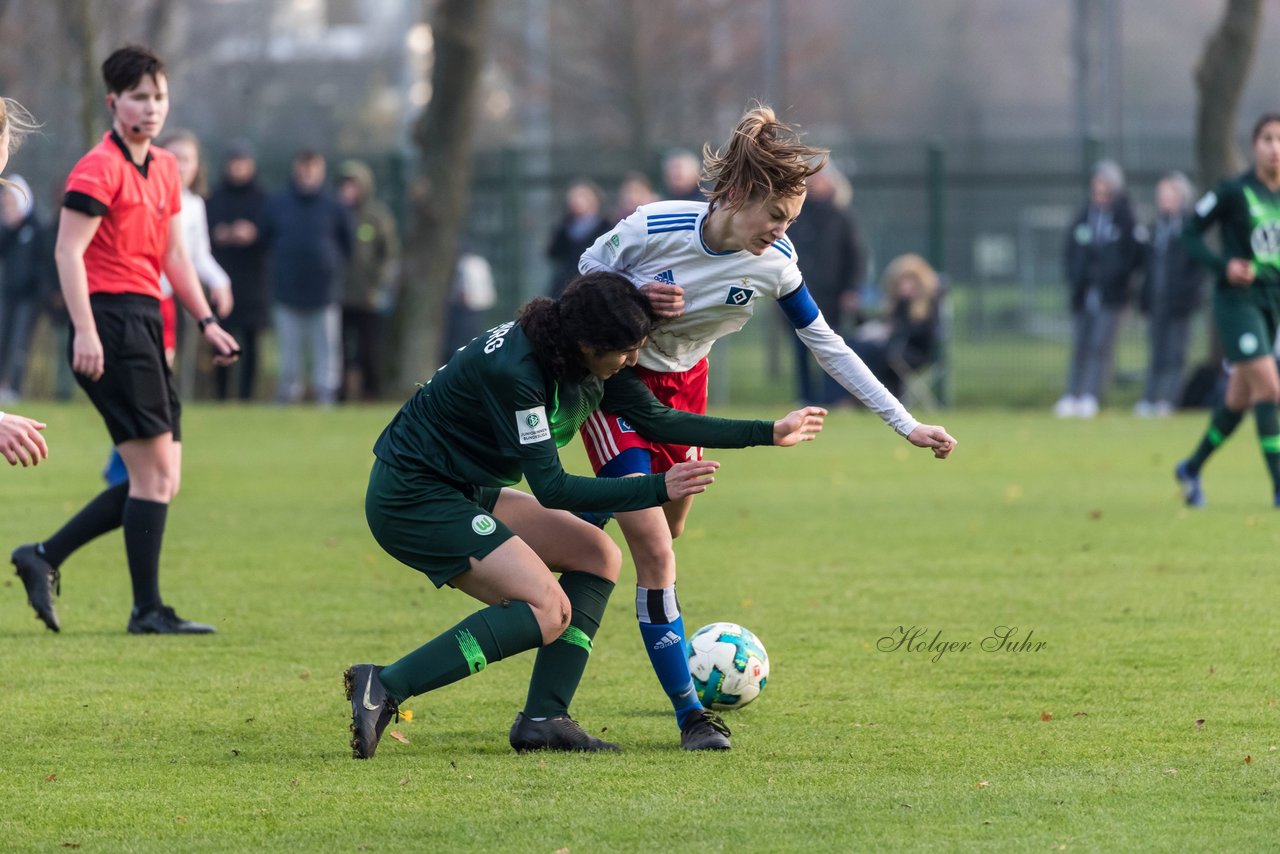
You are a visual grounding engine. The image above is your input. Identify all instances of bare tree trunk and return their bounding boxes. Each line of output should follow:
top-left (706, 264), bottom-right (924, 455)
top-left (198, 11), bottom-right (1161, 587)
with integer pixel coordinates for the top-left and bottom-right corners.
top-left (144, 0), bottom-right (177, 55)
top-left (1193, 0), bottom-right (1263, 188)
top-left (1193, 0), bottom-right (1263, 363)
top-left (395, 0), bottom-right (493, 391)
top-left (619, 0), bottom-right (650, 170)
top-left (60, 0), bottom-right (98, 150)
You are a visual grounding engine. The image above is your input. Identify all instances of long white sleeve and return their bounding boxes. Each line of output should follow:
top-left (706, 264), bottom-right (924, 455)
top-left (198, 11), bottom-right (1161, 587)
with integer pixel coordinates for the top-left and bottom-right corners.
top-left (185, 196), bottom-right (230, 291)
top-left (795, 313), bottom-right (919, 436)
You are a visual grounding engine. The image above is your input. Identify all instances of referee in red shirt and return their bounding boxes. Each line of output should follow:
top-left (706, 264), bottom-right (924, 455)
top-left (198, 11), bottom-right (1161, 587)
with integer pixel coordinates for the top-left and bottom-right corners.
top-left (10, 46), bottom-right (239, 634)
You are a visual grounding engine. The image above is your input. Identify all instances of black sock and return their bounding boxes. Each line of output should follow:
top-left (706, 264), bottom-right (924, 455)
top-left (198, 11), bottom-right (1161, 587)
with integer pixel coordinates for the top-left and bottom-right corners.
top-left (40, 482), bottom-right (129, 568)
top-left (122, 498), bottom-right (168, 613)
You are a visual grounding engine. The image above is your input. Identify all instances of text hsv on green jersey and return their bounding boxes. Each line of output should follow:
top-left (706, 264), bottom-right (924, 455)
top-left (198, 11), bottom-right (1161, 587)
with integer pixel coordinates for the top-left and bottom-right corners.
top-left (372, 321), bottom-right (775, 513)
top-left (1186, 169), bottom-right (1280, 362)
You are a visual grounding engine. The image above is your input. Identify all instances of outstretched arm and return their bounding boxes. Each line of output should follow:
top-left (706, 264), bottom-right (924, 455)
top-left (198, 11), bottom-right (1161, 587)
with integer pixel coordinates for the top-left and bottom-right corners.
top-left (603, 369), bottom-right (825, 449)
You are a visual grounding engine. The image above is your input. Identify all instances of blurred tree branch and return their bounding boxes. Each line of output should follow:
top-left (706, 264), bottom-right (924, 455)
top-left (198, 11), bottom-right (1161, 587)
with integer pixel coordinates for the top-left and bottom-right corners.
top-left (395, 0), bottom-right (493, 390)
top-left (1193, 0), bottom-right (1263, 187)
top-left (59, 0), bottom-right (98, 150)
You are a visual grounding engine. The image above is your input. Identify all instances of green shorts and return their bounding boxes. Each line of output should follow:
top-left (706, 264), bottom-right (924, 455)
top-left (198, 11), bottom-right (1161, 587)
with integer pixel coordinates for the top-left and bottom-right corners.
top-left (365, 457), bottom-right (510, 588)
top-left (1214, 288), bottom-right (1280, 363)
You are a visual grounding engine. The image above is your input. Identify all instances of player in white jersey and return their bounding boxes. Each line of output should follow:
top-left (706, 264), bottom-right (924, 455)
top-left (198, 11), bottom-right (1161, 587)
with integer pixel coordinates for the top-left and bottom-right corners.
top-left (578, 104), bottom-right (957, 751)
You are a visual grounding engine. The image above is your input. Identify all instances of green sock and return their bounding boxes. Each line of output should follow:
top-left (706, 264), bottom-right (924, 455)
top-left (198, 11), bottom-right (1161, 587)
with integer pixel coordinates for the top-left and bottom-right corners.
top-left (1253, 402), bottom-right (1280, 492)
top-left (379, 600), bottom-right (542, 702)
top-left (1187, 405), bottom-right (1245, 472)
top-left (522, 572), bottom-right (615, 719)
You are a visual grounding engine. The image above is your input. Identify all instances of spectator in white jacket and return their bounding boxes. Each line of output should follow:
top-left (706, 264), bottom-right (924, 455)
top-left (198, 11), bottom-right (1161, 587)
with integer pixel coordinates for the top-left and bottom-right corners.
top-left (157, 130), bottom-right (231, 366)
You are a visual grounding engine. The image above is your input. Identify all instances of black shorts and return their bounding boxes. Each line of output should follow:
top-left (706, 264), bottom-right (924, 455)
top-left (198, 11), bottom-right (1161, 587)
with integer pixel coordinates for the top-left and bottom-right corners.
top-left (74, 293), bottom-right (182, 445)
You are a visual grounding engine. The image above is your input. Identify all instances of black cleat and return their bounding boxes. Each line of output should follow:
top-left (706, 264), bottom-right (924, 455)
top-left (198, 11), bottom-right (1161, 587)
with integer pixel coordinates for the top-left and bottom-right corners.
top-left (509, 712), bottom-right (621, 753)
top-left (344, 664), bottom-right (400, 759)
top-left (680, 708), bottom-right (732, 751)
top-left (11, 544), bottom-right (60, 632)
top-left (127, 604), bottom-right (216, 635)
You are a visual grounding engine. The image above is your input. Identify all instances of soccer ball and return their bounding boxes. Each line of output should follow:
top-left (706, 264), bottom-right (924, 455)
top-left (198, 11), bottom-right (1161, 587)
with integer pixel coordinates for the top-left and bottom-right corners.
top-left (686, 622), bottom-right (769, 710)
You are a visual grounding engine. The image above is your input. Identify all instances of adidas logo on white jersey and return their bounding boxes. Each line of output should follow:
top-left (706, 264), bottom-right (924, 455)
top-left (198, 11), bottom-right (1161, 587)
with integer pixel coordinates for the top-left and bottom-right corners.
top-left (654, 269), bottom-right (676, 285)
top-left (651, 630), bottom-right (683, 650)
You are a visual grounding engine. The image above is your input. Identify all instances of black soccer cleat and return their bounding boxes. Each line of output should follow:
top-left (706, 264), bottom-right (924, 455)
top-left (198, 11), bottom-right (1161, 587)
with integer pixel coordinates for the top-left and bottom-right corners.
top-left (680, 708), bottom-right (732, 751)
top-left (11, 543), bottom-right (60, 632)
top-left (127, 604), bottom-right (216, 635)
top-left (344, 664), bottom-right (400, 759)
top-left (508, 712), bottom-right (621, 753)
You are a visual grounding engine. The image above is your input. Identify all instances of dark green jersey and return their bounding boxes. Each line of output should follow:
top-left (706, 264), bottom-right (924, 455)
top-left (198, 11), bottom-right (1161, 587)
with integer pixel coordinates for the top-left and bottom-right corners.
top-left (1184, 168), bottom-right (1280, 291)
top-left (373, 321), bottom-right (773, 513)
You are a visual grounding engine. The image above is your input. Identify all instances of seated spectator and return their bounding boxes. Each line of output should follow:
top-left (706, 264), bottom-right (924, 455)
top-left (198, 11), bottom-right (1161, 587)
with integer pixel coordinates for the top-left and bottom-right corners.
top-left (850, 254), bottom-right (942, 398)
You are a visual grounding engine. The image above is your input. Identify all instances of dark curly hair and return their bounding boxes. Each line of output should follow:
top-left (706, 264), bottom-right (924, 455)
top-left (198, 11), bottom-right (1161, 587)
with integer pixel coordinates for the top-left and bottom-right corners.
top-left (519, 271), bottom-right (658, 379)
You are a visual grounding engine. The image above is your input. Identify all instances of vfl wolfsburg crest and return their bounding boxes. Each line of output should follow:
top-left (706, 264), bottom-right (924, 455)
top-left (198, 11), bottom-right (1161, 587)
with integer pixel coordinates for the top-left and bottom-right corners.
top-left (472, 515), bottom-right (497, 536)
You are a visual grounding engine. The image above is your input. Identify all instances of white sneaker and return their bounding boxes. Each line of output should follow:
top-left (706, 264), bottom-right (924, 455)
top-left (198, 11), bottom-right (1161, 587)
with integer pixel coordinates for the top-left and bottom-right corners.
top-left (1077, 395), bottom-right (1099, 418)
top-left (1053, 396), bottom-right (1079, 418)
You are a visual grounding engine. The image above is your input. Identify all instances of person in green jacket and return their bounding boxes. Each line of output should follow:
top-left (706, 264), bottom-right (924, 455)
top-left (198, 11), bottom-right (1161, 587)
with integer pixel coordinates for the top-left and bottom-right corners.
top-left (1176, 112), bottom-right (1280, 507)
top-left (345, 271), bottom-right (825, 758)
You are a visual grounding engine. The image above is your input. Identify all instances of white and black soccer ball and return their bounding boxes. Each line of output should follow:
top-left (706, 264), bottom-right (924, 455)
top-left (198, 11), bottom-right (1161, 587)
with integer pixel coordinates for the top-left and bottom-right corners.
top-left (686, 622), bottom-right (769, 710)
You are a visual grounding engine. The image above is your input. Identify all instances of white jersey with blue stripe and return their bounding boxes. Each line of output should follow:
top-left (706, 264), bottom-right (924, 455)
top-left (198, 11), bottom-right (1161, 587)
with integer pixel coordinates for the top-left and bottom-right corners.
top-left (580, 200), bottom-right (918, 436)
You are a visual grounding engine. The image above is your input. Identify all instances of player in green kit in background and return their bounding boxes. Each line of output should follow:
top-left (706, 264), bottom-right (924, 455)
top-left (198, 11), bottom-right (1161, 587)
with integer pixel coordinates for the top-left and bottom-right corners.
top-left (1175, 113), bottom-right (1280, 507)
top-left (346, 272), bottom-right (825, 758)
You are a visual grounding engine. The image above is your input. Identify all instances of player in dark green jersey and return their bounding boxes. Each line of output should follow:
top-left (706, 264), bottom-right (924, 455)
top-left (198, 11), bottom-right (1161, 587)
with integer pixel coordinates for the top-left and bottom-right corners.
top-left (1176, 113), bottom-right (1280, 508)
top-left (345, 272), bottom-right (825, 758)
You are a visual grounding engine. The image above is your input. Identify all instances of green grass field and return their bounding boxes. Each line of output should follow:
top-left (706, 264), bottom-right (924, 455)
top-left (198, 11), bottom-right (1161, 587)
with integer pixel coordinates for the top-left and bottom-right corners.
top-left (3, 403), bottom-right (1278, 852)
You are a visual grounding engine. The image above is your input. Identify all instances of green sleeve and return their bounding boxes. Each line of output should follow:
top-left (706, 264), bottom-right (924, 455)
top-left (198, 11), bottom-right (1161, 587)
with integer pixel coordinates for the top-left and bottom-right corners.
top-left (483, 353), bottom-right (671, 511)
top-left (601, 368), bottom-right (775, 448)
top-left (1182, 182), bottom-right (1230, 279)
top-left (521, 453), bottom-right (669, 511)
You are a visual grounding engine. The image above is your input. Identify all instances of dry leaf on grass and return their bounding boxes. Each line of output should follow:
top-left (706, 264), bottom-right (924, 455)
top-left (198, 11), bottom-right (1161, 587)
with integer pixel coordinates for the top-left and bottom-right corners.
top-left (1195, 719), bottom-right (1205, 730)
top-left (1244, 755), bottom-right (1252, 765)
top-left (388, 730), bottom-right (410, 745)
top-left (977, 780), bottom-right (991, 789)
top-left (1040, 711), bottom-right (1053, 721)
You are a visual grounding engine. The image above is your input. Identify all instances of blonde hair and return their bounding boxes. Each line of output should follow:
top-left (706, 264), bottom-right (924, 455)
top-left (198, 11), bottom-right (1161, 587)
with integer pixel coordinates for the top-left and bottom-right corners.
top-left (0, 97), bottom-right (39, 191)
top-left (157, 128), bottom-right (206, 195)
top-left (882, 253), bottom-right (940, 325)
top-left (701, 103), bottom-right (827, 211)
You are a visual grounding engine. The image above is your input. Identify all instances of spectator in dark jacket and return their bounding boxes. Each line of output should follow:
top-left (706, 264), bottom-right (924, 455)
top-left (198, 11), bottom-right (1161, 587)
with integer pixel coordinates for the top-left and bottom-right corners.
top-left (0, 175), bottom-right (53, 402)
top-left (546, 179), bottom-right (609, 299)
top-left (1055, 159), bottom-right (1143, 418)
top-left (207, 140), bottom-right (269, 401)
top-left (261, 150), bottom-right (353, 405)
top-left (337, 159), bottom-right (400, 401)
top-left (1136, 172), bottom-right (1205, 417)
top-left (786, 164), bottom-right (865, 405)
